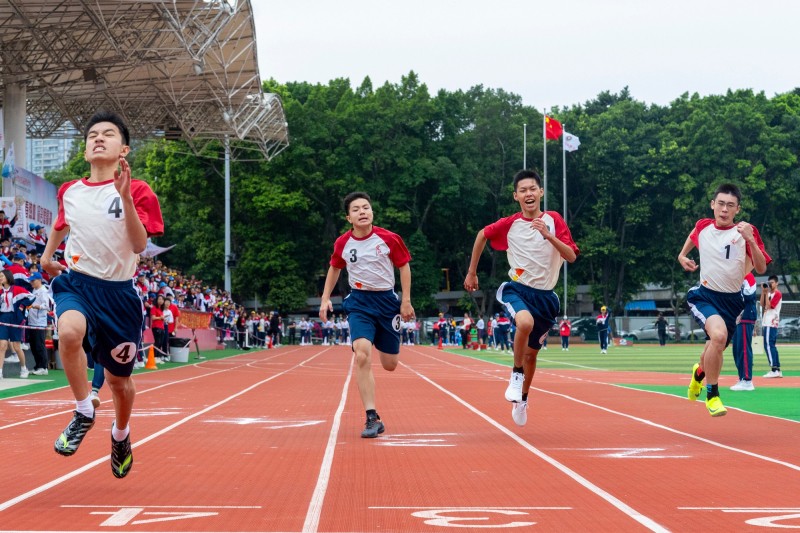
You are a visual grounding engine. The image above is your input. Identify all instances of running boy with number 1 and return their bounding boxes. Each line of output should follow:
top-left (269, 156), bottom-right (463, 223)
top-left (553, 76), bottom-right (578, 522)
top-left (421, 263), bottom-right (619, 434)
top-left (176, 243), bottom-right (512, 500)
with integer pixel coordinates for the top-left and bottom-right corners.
top-left (678, 183), bottom-right (769, 417)
top-left (464, 170), bottom-right (579, 426)
top-left (42, 111), bottom-right (163, 477)
top-left (320, 192), bottom-right (414, 438)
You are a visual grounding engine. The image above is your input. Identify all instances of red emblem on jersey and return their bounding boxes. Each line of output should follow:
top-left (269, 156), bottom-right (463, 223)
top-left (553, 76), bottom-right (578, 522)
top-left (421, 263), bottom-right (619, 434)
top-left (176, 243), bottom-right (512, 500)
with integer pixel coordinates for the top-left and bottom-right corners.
top-left (72, 255), bottom-right (81, 264)
top-left (355, 281), bottom-right (363, 289)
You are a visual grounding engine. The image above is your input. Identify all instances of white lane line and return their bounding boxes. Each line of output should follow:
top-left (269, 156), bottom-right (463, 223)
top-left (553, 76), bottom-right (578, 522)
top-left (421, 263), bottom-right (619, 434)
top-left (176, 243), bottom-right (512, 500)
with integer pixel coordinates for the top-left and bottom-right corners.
top-left (415, 348), bottom-right (800, 471)
top-left (399, 360), bottom-right (670, 533)
top-left (302, 354), bottom-right (354, 533)
top-left (0, 349), bottom-right (302, 431)
top-left (0, 349), bottom-right (330, 513)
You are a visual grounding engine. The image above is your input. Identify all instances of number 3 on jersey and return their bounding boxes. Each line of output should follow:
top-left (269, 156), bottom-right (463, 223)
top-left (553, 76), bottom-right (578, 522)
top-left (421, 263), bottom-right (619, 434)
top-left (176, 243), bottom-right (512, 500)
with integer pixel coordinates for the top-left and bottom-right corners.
top-left (349, 248), bottom-right (358, 263)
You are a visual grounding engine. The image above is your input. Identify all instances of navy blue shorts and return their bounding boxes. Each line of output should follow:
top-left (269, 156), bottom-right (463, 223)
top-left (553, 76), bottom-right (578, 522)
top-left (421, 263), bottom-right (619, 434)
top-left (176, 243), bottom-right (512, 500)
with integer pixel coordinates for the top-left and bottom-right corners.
top-left (0, 311), bottom-right (23, 342)
top-left (687, 284), bottom-right (743, 346)
top-left (496, 281), bottom-right (560, 349)
top-left (51, 271), bottom-right (144, 377)
top-left (342, 289), bottom-right (401, 355)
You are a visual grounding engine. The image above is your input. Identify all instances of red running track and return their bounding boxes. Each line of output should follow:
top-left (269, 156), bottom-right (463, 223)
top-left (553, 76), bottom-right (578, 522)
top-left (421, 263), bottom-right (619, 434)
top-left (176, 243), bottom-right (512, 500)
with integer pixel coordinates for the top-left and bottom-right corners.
top-left (0, 344), bottom-right (798, 532)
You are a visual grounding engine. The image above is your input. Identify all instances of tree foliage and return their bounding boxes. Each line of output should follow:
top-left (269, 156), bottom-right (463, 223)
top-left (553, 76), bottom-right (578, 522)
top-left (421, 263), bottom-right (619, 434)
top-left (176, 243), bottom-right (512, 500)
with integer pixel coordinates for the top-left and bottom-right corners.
top-left (48, 77), bottom-right (800, 312)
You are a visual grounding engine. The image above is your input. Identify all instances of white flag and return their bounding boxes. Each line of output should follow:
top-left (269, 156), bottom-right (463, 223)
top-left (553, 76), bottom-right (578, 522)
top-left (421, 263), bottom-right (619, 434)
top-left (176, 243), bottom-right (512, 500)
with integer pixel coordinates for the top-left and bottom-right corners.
top-left (563, 132), bottom-right (581, 152)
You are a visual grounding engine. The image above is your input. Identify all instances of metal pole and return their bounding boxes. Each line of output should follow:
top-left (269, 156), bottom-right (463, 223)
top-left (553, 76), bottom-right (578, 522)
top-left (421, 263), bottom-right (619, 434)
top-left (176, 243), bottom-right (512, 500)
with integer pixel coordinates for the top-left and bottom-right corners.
top-left (542, 111), bottom-right (547, 212)
top-left (224, 135), bottom-right (231, 293)
top-left (523, 123), bottom-right (527, 169)
top-left (562, 124), bottom-right (568, 314)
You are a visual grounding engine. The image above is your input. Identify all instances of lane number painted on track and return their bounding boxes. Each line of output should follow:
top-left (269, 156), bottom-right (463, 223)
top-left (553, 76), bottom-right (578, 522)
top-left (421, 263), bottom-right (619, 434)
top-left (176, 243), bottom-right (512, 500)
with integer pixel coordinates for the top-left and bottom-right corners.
top-left (371, 507), bottom-right (571, 528)
top-left (681, 508), bottom-right (800, 528)
top-left (63, 505), bottom-right (260, 527)
top-left (379, 433), bottom-right (458, 447)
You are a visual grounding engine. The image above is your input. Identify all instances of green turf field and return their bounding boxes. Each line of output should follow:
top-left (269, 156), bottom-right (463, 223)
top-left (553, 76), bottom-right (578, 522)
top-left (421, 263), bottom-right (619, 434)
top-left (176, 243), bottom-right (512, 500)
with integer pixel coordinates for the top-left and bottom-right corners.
top-left (0, 348), bottom-right (246, 400)
top-left (446, 343), bottom-right (800, 422)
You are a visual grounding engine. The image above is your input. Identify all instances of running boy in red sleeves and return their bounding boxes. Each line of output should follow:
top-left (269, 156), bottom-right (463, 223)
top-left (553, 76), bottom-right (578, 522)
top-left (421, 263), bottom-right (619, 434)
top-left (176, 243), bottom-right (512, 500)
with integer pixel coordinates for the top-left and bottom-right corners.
top-left (678, 183), bottom-right (769, 417)
top-left (464, 170), bottom-right (579, 426)
top-left (41, 111), bottom-right (164, 477)
top-left (320, 192), bottom-right (414, 438)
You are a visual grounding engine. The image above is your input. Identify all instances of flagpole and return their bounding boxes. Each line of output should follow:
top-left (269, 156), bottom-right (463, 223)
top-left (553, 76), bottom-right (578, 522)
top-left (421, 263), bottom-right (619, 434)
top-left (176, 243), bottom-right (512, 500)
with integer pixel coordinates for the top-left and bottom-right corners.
top-left (562, 124), bottom-right (568, 315)
top-left (542, 110), bottom-right (547, 211)
top-left (523, 123), bottom-right (527, 169)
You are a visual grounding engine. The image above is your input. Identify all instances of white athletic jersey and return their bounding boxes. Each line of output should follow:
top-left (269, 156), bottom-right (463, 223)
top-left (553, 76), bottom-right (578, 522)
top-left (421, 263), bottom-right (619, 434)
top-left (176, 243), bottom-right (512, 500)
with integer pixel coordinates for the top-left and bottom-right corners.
top-left (689, 219), bottom-right (770, 293)
top-left (55, 178), bottom-right (164, 281)
top-left (762, 289), bottom-right (782, 328)
top-left (330, 226), bottom-right (411, 291)
top-left (484, 211), bottom-right (579, 290)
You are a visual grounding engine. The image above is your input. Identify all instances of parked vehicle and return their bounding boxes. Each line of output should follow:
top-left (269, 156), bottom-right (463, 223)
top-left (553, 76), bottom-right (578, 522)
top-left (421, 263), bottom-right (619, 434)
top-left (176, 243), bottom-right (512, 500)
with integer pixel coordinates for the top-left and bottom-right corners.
top-left (569, 317), bottom-right (626, 342)
top-left (626, 323), bottom-right (705, 341)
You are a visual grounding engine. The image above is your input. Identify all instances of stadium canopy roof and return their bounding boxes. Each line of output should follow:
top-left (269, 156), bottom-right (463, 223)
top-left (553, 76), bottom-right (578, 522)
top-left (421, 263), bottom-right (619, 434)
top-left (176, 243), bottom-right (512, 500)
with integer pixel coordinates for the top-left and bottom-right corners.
top-left (0, 0), bottom-right (288, 160)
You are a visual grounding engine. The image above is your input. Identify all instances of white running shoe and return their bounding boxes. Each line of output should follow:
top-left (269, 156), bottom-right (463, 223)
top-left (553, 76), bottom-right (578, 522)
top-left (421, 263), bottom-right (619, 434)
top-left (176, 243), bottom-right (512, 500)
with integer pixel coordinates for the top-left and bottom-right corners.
top-left (20, 367), bottom-right (29, 379)
top-left (32, 368), bottom-right (49, 376)
top-left (90, 391), bottom-right (101, 409)
top-left (739, 380), bottom-right (755, 391)
top-left (730, 380), bottom-right (744, 391)
top-left (511, 400), bottom-right (528, 426)
top-left (763, 370), bottom-right (783, 378)
top-left (5, 354), bottom-right (19, 363)
top-left (505, 371), bottom-right (524, 403)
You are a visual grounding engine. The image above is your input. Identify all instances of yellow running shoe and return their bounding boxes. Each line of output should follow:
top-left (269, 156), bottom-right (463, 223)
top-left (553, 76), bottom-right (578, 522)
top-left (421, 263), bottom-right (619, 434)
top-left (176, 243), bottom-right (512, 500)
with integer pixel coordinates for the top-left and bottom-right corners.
top-left (688, 363), bottom-right (703, 401)
top-left (705, 395), bottom-right (727, 417)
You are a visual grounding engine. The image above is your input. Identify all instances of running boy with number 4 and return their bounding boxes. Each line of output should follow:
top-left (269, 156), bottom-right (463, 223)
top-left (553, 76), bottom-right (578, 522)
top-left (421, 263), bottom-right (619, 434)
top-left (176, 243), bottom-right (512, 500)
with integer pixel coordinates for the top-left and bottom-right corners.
top-left (464, 170), bottom-right (579, 427)
top-left (42, 111), bottom-right (163, 477)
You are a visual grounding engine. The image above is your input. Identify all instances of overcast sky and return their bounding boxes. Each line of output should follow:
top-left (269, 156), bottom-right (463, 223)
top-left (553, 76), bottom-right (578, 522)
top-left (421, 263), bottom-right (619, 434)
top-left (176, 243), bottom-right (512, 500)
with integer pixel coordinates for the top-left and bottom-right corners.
top-left (251, 0), bottom-right (799, 110)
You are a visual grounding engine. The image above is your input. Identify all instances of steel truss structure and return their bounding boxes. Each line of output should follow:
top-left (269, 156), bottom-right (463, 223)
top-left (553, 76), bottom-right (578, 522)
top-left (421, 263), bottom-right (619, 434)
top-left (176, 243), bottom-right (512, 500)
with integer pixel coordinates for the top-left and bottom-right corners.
top-left (0, 0), bottom-right (288, 159)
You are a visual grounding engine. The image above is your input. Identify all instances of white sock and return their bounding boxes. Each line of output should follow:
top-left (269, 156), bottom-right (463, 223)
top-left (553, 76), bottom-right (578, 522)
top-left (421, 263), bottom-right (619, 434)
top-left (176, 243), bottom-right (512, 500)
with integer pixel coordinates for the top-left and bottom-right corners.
top-left (76, 395), bottom-right (94, 418)
top-left (112, 422), bottom-right (130, 442)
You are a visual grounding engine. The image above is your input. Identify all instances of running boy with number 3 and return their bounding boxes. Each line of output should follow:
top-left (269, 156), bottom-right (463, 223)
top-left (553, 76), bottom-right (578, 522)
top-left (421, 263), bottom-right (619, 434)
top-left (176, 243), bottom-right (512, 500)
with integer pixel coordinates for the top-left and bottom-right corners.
top-left (42, 111), bottom-right (163, 477)
top-left (319, 192), bottom-right (414, 438)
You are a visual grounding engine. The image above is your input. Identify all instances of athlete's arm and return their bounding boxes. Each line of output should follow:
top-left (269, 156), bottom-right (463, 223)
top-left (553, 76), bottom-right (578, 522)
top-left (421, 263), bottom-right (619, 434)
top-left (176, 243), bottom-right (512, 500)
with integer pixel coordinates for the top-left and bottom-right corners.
top-left (736, 222), bottom-right (767, 274)
top-left (319, 266), bottom-right (342, 322)
top-left (677, 236), bottom-right (698, 272)
top-left (115, 157), bottom-right (148, 254)
top-left (532, 218), bottom-right (577, 262)
top-left (398, 263), bottom-right (414, 321)
top-left (40, 226), bottom-right (70, 277)
top-left (464, 229), bottom-right (487, 291)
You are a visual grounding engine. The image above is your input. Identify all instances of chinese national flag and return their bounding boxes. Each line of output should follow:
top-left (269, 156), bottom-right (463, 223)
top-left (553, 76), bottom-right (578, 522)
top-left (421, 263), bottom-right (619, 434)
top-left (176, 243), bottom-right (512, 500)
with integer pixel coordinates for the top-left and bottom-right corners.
top-left (545, 116), bottom-right (563, 140)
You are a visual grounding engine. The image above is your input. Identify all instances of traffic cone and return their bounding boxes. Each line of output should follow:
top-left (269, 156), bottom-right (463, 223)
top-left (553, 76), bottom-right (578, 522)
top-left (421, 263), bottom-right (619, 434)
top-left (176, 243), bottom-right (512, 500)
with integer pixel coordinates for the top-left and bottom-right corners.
top-left (145, 345), bottom-right (157, 369)
top-left (437, 337), bottom-right (443, 350)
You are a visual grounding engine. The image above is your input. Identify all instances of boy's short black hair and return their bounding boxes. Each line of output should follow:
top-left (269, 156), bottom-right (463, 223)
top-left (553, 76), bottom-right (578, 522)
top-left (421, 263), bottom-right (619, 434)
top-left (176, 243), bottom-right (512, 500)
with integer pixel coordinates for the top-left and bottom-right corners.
top-left (712, 183), bottom-right (742, 204)
top-left (513, 169), bottom-right (543, 190)
top-left (768, 275), bottom-right (779, 283)
top-left (343, 191), bottom-right (371, 213)
top-left (84, 110), bottom-right (131, 145)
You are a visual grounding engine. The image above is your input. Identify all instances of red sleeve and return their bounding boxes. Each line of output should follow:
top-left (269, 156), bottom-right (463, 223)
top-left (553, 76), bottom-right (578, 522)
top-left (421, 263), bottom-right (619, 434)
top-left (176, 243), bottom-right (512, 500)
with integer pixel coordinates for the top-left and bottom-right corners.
top-left (772, 290), bottom-right (782, 307)
top-left (689, 219), bottom-right (714, 248)
top-left (329, 232), bottom-right (350, 269)
top-left (374, 227), bottom-right (411, 268)
top-left (549, 211), bottom-right (580, 255)
top-left (745, 225), bottom-right (772, 265)
top-left (131, 180), bottom-right (164, 237)
top-left (483, 214), bottom-right (520, 251)
top-left (54, 180), bottom-right (80, 231)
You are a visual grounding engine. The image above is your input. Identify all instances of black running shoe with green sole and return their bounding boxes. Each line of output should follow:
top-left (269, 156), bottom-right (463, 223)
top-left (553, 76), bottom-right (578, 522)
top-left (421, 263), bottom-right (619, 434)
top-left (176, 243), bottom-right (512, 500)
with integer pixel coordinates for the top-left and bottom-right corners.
top-left (360, 416), bottom-right (385, 438)
top-left (54, 410), bottom-right (95, 456)
top-left (111, 430), bottom-right (133, 479)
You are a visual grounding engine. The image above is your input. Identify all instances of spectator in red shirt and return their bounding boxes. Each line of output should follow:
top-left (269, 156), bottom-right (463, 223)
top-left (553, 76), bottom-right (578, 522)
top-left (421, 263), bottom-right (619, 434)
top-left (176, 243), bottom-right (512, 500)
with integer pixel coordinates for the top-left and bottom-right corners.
top-left (559, 316), bottom-right (572, 351)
